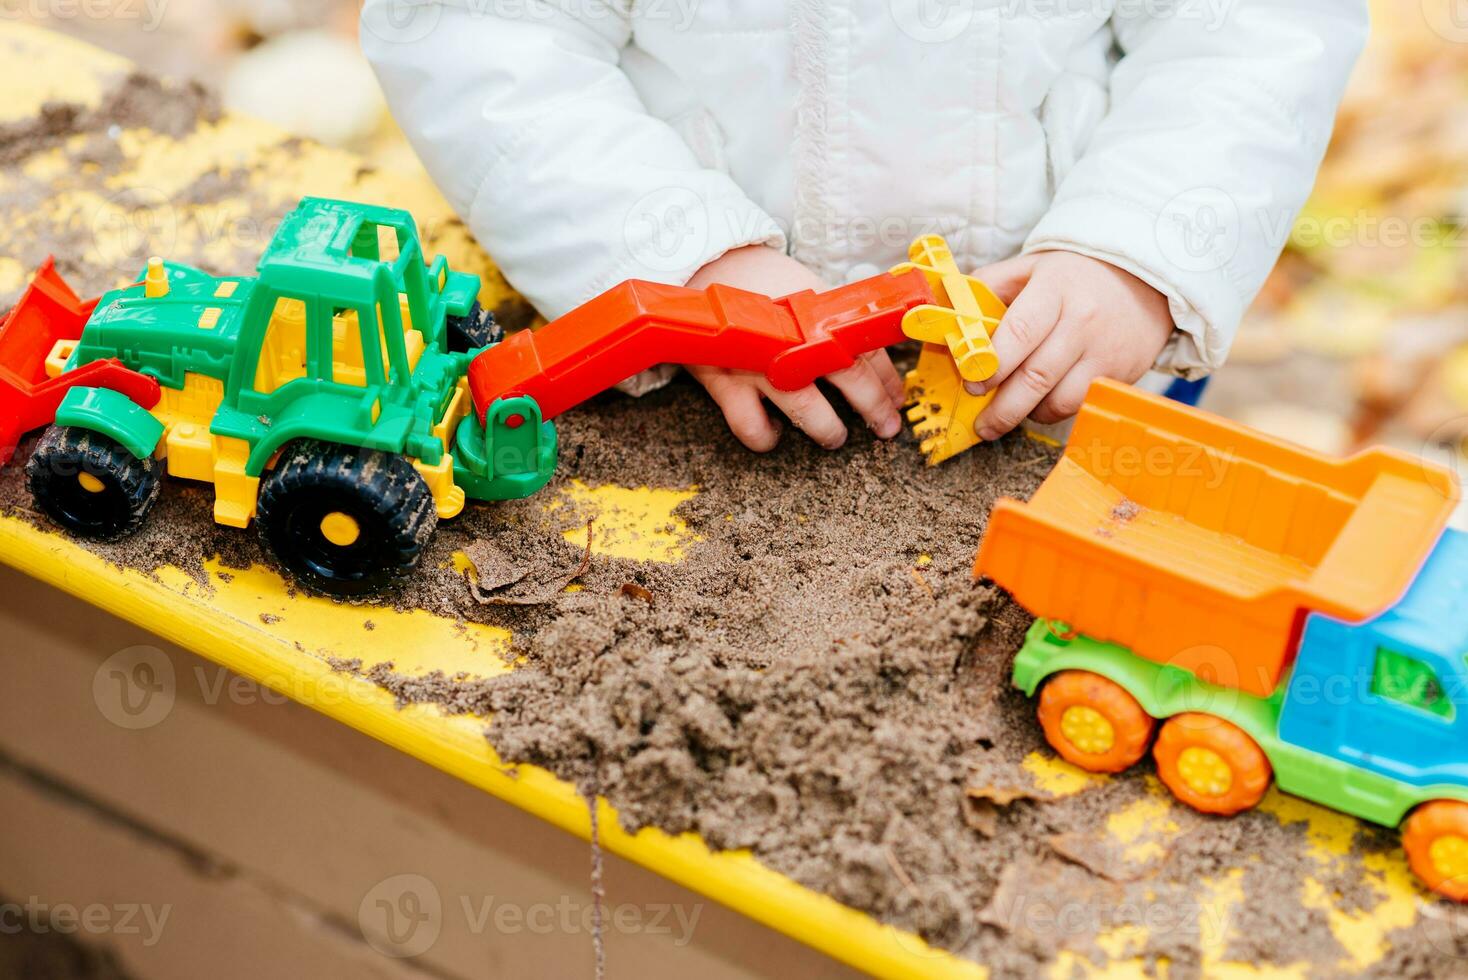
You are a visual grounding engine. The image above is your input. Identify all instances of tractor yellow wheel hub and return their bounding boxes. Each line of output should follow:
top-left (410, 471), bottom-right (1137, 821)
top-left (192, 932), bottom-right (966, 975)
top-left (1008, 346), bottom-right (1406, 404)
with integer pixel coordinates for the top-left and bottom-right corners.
top-left (1060, 705), bottom-right (1115, 755)
top-left (319, 512), bottom-right (361, 548)
top-left (77, 472), bottom-right (106, 494)
top-left (1178, 746), bottom-right (1233, 796)
top-left (1429, 834), bottom-right (1468, 883)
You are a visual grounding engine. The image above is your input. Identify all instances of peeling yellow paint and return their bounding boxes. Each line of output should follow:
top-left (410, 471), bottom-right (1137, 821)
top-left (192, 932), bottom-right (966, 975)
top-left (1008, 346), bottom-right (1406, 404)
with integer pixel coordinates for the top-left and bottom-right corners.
top-left (1049, 949), bottom-right (1158, 979)
top-left (1106, 786), bottom-right (1181, 866)
top-left (449, 550), bottom-right (476, 578)
top-left (149, 558), bottom-right (513, 699)
top-left (1300, 852), bottom-right (1420, 972)
top-left (1258, 788), bottom-right (1422, 972)
top-left (551, 479), bottom-right (701, 563)
top-left (1022, 751), bottom-right (1106, 798)
top-left (0, 23), bottom-right (123, 122)
top-left (1198, 869), bottom-right (1311, 979)
top-left (1095, 922), bottom-right (1151, 961)
top-left (1258, 790), bottom-right (1358, 869)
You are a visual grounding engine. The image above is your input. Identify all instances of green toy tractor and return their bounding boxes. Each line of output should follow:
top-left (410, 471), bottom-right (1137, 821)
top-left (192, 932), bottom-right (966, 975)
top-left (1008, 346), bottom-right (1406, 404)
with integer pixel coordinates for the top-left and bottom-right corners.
top-left (25, 198), bottom-right (557, 597)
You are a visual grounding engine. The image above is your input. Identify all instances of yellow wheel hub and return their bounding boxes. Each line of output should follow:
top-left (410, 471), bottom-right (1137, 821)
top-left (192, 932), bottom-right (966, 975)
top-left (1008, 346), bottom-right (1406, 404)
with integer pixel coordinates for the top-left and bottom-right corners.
top-left (1060, 705), bottom-right (1115, 755)
top-left (1178, 746), bottom-right (1233, 796)
top-left (319, 512), bottom-right (361, 548)
top-left (77, 472), bottom-right (106, 494)
top-left (1429, 834), bottom-right (1468, 883)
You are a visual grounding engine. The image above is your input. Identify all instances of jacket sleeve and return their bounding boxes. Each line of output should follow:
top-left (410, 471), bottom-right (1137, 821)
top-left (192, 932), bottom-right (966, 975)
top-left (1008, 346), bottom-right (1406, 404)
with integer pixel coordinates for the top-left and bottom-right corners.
top-left (1021, 0), bottom-right (1368, 378)
top-left (360, 0), bottom-right (786, 320)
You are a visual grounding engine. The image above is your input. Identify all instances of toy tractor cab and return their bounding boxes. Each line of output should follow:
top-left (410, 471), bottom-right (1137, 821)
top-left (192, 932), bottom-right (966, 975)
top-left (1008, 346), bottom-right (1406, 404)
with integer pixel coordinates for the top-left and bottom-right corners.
top-left (26, 198), bottom-right (548, 596)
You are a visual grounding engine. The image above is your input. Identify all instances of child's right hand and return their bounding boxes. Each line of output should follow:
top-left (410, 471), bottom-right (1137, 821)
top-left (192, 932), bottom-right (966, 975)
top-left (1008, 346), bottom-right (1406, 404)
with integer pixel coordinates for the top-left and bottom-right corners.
top-left (685, 246), bottom-right (906, 452)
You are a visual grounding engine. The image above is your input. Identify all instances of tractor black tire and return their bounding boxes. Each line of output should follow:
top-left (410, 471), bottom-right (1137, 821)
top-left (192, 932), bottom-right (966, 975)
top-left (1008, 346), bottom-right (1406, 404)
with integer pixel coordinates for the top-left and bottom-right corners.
top-left (26, 425), bottom-right (161, 541)
top-left (256, 440), bottom-right (438, 598)
top-left (445, 301), bottom-right (503, 353)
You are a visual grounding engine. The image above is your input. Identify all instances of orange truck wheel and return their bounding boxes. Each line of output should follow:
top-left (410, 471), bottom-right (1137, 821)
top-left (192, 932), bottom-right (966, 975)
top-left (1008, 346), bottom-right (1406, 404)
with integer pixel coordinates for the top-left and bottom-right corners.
top-left (1403, 800), bottom-right (1468, 903)
top-left (1154, 713), bottom-right (1272, 815)
top-left (1036, 670), bottom-right (1155, 774)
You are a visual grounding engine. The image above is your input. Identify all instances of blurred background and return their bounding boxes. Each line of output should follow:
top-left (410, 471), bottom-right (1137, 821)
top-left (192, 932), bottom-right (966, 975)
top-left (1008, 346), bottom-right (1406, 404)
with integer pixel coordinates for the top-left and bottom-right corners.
top-left (7, 0), bottom-right (1468, 469)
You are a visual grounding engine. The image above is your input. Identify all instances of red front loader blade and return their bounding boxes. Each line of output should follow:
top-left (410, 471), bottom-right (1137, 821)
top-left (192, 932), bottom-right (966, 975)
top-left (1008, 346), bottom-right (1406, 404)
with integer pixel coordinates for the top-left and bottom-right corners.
top-left (0, 258), bottom-right (160, 465)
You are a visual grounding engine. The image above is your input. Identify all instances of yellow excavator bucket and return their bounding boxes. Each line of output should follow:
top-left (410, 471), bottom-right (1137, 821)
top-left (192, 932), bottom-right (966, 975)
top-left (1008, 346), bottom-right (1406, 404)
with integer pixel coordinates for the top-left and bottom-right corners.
top-left (891, 235), bottom-right (1007, 465)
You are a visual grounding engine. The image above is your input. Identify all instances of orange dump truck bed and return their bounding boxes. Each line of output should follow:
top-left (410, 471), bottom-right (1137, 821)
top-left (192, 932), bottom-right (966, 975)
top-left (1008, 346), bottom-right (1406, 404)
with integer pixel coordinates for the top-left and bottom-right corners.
top-left (975, 380), bottom-right (1460, 697)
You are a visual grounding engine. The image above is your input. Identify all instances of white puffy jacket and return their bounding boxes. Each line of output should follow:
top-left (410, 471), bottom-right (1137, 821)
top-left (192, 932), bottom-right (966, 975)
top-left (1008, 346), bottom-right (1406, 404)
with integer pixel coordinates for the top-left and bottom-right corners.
top-left (362, 0), bottom-right (1366, 379)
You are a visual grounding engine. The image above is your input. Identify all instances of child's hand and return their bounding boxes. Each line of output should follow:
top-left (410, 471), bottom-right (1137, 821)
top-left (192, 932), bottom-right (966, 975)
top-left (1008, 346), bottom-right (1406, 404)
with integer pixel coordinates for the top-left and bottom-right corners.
top-left (685, 246), bottom-right (905, 452)
top-left (965, 251), bottom-right (1174, 440)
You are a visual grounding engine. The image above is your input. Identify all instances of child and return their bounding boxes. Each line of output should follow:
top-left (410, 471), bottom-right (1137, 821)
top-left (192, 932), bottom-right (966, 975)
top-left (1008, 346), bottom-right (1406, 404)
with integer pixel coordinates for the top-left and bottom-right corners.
top-left (363, 1), bottom-right (1365, 450)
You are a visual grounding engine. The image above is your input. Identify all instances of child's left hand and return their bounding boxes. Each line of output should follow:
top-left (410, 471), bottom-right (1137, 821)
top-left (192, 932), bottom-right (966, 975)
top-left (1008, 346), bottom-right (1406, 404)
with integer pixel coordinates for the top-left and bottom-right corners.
top-left (964, 251), bottom-right (1174, 440)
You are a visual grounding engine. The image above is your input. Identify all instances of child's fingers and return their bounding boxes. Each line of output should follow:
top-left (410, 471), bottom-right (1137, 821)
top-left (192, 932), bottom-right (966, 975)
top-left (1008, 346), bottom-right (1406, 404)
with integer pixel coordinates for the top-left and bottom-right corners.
top-left (975, 331), bottom-right (1083, 441)
top-left (964, 275), bottom-right (1062, 397)
top-left (970, 253), bottom-right (1041, 305)
top-left (701, 373), bottom-right (783, 452)
top-left (826, 359), bottom-right (903, 439)
top-left (1030, 363), bottom-right (1099, 425)
top-left (765, 385), bottom-right (848, 450)
top-left (864, 350), bottom-right (906, 410)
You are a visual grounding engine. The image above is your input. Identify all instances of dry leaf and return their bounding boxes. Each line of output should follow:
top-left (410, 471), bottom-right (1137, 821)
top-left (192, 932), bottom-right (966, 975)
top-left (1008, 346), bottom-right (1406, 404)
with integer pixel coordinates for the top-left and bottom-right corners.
top-left (619, 582), bottom-right (654, 603)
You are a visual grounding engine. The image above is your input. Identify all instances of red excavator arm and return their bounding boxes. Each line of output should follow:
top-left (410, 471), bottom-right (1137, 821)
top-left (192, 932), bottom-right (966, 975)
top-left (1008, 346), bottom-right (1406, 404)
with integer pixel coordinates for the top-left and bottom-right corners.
top-left (0, 258), bottom-right (161, 465)
top-left (467, 267), bottom-right (935, 423)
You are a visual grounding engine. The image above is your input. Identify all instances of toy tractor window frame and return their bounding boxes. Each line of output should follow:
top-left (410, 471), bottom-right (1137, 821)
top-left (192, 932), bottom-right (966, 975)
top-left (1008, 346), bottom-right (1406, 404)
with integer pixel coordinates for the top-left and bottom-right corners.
top-left (351, 217), bottom-right (436, 348)
top-left (252, 291), bottom-right (324, 395)
top-left (239, 285), bottom-right (404, 399)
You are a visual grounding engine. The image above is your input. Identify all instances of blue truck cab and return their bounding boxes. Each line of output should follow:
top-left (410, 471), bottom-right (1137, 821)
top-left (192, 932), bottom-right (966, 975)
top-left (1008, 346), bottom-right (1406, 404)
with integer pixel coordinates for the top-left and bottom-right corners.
top-left (1281, 528), bottom-right (1468, 795)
